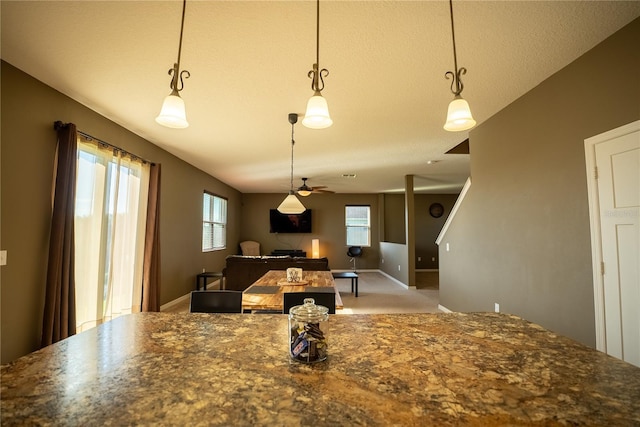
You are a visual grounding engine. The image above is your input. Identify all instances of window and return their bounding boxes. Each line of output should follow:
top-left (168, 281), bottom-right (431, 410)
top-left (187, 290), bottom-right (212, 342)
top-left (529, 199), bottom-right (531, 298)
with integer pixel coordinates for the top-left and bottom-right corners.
top-left (345, 205), bottom-right (370, 246)
top-left (203, 192), bottom-right (227, 251)
top-left (74, 137), bottom-right (150, 332)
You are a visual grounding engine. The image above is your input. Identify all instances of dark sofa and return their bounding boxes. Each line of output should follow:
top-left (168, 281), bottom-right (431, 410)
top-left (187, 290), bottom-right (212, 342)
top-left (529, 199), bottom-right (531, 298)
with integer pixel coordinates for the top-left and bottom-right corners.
top-left (222, 255), bottom-right (330, 291)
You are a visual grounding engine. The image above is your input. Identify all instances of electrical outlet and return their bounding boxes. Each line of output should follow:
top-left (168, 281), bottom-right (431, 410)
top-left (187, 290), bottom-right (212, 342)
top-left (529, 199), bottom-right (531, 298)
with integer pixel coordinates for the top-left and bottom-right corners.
top-left (418, 256), bottom-right (421, 262)
top-left (381, 258), bottom-right (384, 264)
top-left (494, 303), bottom-right (500, 313)
top-left (0, 250), bottom-right (6, 266)
top-left (431, 257), bottom-right (436, 262)
top-left (446, 243), bottom-right (450, 252)
top-left (397, 265), bottom-right (401, 271)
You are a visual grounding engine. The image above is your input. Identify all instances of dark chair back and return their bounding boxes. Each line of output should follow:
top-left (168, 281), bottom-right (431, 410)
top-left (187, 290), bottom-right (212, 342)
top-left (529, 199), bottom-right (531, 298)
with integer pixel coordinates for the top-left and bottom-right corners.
top-left (283, 292), bottom-right (336, 315)
top-left (189, 290), bottom-right (243, 313)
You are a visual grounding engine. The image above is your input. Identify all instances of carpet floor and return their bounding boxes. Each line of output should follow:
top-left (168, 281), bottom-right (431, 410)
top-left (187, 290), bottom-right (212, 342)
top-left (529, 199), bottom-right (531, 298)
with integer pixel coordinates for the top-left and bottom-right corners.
top-left (337, 271), bottom-right (440, 314)
top-left (415, 271), bottom-right (439, 290)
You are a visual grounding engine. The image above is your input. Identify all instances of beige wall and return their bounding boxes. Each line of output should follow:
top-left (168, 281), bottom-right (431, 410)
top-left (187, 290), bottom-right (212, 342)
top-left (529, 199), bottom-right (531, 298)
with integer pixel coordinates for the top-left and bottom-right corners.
top-left (415, 194), bottom-right (458, 270)
top-left (379, 242), bottom-right (409, 284)
top-left (0, 61), bottom-right (242, 363)
top-left (382, 193), bottom-right (459, 270)
top-left (439, 18), bottom-right (640, 346)
top-left (240, 193), bottom-right (381, 270)
top-left (382, 194), bottom-right (406, 244)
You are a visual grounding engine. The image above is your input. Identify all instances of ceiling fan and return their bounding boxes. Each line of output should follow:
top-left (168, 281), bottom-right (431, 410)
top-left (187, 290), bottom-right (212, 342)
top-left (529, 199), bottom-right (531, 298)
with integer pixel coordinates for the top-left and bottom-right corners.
top-left (297, 178), bottom-right (334, 196)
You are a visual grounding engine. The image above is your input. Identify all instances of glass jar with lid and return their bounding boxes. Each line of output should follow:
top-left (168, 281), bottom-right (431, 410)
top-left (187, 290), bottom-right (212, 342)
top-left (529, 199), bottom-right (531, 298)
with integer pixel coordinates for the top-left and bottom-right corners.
top-left (288, 298), bottom-right (329, 363)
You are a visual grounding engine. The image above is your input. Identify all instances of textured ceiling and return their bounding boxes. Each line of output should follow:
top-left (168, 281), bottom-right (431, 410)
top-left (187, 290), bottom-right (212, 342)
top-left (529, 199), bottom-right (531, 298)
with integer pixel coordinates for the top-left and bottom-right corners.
top-left (2, 1), bottom-right (639, 194)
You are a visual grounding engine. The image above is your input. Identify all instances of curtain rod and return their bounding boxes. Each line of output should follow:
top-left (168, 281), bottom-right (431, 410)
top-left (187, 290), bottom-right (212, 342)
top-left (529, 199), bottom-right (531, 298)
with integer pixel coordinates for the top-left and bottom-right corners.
top-left (53, 121), bottom-right (155, 165)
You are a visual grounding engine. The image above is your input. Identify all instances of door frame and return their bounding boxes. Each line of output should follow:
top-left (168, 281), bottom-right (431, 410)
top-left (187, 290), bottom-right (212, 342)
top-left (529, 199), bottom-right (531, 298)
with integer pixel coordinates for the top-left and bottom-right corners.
top-left (584, 120), bottom-right (640, 353)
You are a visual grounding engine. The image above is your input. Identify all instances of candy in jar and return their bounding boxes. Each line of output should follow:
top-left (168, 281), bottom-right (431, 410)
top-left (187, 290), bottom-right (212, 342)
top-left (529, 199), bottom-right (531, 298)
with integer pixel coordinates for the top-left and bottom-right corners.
top-left (288, 298), bottom-right (329, 363)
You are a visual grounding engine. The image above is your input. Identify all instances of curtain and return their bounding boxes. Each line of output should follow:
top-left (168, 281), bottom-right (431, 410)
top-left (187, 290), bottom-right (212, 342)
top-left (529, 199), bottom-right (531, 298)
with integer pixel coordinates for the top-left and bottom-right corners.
top-left (142, 163), bottom-right (161, 312)
top-left (74, 138), bottom-right (150, 332)
top-left (42, 122), bottom-right (78, 347)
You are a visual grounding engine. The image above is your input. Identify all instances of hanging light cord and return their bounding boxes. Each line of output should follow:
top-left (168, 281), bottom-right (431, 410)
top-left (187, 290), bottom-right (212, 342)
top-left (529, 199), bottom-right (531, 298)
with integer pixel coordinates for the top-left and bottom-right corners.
top-left (445, 0), bottom-right (465, 97)
top-left (315, 0), bottom-right (320, 69)
top-left (289, 122), bottom-right (296, 192)
top-left (308, 0), bottom-right (329, 93)
top-left (168, 0), bottom-right (190, 93)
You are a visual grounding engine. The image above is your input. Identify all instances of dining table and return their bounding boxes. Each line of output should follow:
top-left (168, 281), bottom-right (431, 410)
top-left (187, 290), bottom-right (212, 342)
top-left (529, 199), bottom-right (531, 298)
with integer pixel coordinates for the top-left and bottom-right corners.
top-left (241, 269), bottom-right (343, 312)
top-left (2, 312), bottom-right (640, 426)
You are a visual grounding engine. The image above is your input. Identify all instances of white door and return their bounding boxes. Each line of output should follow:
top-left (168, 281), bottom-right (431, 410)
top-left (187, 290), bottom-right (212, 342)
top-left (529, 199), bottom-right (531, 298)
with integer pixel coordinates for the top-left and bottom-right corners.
top-left (585, 121), bottom-right (640, 367)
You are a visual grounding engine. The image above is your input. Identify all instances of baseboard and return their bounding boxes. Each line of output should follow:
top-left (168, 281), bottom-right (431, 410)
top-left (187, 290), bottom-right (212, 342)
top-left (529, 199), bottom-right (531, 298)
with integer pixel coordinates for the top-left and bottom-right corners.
top-left (416, 269), bottom-right (439, 272)
top-left (438, 304), bottom-right (452, 313)
top-left (332, 268), bottom-right (409, 289)
top-left (377, 270), bottom-right (409, 290)
top-left (160, 279), bottom-right (221, 312)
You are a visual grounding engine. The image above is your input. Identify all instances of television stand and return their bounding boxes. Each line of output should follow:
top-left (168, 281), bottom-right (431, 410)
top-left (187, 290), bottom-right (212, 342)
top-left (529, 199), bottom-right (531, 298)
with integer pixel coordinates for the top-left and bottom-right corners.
top-left (271, 249), bottom-right (307, 257)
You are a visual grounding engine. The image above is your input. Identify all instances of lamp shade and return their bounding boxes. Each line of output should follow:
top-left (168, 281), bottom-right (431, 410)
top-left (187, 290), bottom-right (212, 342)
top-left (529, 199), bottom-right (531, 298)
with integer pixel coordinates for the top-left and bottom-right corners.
top-left (156, 92), bottom-right (189, 129)
top-left (444, 96), bottom-right (476, 132)
top-left (302, 93), bottom-right (333, 129)
top-left (312, 239), bottom-right (320, 258)
top-left (277, 193), bottom-right (306, 214)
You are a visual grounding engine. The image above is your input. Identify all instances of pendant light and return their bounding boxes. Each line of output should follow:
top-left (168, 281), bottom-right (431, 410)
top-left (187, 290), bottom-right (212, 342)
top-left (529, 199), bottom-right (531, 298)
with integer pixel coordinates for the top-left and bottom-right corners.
top-left (443, 0), bottom-right (476, 132)
top-left (302, 0), bottom-right (333, 129)
top-left (297, 178), bottom-right (313, 197)
top-left (156, 0), bottom-right (190, 129)
top-left (277, 114), bottom-right (307, 214)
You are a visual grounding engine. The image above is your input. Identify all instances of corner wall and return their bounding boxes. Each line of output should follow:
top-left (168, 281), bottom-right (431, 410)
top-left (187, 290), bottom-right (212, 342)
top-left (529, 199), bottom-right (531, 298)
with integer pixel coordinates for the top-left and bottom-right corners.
top-left (438, 18), bottom-right (640, 346)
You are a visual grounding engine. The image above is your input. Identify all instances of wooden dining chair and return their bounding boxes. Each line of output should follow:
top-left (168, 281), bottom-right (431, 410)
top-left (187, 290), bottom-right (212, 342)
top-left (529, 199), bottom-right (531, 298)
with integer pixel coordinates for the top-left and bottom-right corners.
top-left (283, 292), bottom-right (336, 315)
top-left (189, 290), bottom-right (243, 313)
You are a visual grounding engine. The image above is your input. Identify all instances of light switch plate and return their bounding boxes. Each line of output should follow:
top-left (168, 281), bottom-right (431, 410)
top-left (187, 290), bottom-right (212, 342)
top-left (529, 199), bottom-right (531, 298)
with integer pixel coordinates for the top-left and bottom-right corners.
top-left (0, 250), bottom-right (7, 266)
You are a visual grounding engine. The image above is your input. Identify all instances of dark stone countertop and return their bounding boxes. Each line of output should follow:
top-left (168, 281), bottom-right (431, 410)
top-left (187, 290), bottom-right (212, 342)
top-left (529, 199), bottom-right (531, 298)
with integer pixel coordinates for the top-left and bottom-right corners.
top-left (2, 312), bottom-right (640, 426)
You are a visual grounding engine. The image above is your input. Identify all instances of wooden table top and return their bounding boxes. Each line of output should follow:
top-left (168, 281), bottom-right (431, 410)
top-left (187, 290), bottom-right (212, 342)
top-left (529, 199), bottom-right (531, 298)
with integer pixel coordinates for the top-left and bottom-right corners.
top-left (242, 270), bottom-right (343, 311)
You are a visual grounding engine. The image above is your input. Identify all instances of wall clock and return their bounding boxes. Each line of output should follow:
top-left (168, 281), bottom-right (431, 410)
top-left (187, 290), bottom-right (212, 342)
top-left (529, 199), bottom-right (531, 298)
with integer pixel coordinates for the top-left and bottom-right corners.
top-left (429, 203), bottom-right (444, 218)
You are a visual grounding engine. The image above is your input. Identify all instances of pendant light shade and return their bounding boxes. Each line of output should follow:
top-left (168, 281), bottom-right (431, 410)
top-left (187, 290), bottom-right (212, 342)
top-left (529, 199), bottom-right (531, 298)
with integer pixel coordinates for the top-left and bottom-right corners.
top-left (303, 92), bottom-right (333, 129)
top-left (156, 90), bottom-right (189, 129)
top-left (444, 95), bottom-right (476, 132)
top-left (278, 113), bottom-right (307, 215)
top-left (157, 0), bottom-right (191, 129)
top-left (277, 192), bottom-right (307, 214)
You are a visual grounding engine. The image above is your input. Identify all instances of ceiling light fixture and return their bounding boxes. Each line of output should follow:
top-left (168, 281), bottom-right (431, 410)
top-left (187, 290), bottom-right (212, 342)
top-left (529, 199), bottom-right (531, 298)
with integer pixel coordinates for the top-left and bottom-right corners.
top-left (297, 178), bottom-right (313, 197)
top-left (302, 0), bottom-right (332, 129)
top-left (443, 0), bottom-right (476, 132)
top-left (156, 0), bottom-right (190, 129)
top-left (278, 114), bottom-right (307, 214)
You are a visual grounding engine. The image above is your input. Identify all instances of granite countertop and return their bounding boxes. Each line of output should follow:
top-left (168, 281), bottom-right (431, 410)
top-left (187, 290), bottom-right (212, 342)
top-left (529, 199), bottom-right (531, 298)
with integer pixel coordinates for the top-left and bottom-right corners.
top-left (2, 312), bottom-right (640, 426)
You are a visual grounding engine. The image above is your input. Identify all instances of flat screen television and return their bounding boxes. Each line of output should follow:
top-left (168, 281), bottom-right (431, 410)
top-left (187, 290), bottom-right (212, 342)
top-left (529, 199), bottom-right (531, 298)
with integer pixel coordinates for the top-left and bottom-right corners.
top-left (269, 209), bottom-right (312, 233)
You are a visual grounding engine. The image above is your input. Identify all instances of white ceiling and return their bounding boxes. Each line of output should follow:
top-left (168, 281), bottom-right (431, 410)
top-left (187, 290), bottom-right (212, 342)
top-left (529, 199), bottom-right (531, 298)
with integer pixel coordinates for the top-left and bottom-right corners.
top-left (2, 1), bottom-right (639, 194)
